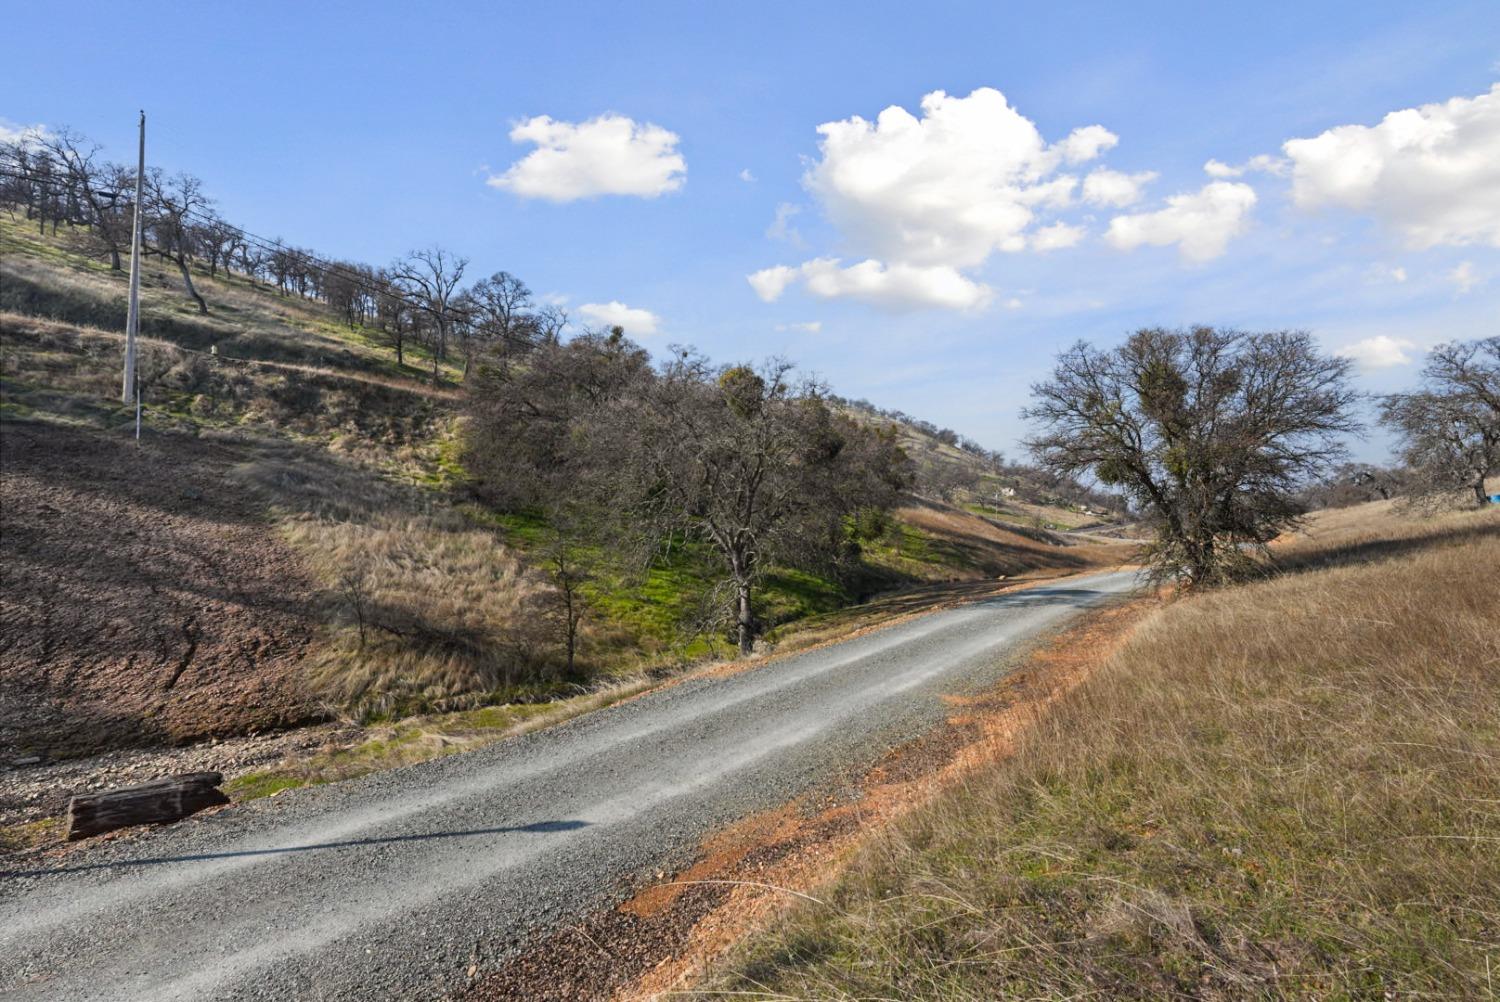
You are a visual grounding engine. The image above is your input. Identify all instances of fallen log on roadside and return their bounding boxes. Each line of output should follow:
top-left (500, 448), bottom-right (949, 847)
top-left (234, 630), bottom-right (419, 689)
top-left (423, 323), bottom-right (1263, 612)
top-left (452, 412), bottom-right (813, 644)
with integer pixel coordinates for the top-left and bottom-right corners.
top-left (65, 772), bottom-right (229, 841)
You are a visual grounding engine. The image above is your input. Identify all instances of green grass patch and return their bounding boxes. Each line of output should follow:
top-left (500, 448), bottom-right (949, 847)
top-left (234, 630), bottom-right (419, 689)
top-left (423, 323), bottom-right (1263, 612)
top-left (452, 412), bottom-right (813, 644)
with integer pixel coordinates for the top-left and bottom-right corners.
top-left (0, 816), bottom-right (65, 853)
top-left (222, 772), bottom-right (309, 802)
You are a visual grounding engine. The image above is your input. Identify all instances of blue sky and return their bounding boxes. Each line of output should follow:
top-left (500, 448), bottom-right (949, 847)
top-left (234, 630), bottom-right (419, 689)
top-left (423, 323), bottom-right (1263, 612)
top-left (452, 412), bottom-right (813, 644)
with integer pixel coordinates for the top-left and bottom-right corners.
top-left (4, 0), bottom-right (1498, 461)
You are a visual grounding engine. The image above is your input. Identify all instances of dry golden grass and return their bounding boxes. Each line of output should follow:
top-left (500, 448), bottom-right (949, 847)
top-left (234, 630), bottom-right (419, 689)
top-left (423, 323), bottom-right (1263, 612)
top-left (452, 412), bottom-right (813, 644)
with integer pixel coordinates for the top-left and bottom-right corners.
top-left (698, 504), bottom-right (1500, 999)
top-left (228, 453), bottom-right (566, 720)
top-left (872, 498), bottom-right (1136, 582)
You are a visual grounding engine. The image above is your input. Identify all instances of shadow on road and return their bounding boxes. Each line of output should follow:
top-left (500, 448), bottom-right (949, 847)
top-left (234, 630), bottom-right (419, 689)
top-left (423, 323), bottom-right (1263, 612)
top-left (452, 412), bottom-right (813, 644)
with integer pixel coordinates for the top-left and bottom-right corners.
top-left (0, 819), bottom-right (590, 879)
top-left (973, 584), bottom-right (1128, 610)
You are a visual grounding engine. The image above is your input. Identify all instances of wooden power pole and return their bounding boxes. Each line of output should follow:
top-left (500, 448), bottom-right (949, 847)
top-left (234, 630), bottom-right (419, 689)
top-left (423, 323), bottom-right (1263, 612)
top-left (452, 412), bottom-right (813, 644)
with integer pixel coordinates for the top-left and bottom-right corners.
top-left (121, 111), bottom-right (145, 412)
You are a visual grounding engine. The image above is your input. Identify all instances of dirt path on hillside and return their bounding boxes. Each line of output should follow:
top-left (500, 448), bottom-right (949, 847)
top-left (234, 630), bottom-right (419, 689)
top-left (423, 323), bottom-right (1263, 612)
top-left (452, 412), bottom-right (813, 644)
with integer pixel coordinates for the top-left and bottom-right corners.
top-left (0, 419), bottom-right (321, 765)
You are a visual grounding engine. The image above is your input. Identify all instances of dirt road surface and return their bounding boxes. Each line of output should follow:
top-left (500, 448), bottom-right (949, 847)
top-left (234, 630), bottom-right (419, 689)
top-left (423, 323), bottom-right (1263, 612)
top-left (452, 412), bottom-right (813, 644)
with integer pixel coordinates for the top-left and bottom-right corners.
top-left (0, 569), bottom-right (1137, 1001)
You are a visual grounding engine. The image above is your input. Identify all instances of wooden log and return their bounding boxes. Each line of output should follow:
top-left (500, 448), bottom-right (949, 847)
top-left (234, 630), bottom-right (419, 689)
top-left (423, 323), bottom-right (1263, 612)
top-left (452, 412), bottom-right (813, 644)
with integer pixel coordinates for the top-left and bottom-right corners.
top-left (65, 771), bottom-right (229, 841)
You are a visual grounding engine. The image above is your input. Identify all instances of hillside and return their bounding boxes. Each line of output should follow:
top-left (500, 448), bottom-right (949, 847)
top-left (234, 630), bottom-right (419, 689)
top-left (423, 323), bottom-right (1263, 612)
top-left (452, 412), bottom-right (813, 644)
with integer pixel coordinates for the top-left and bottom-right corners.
top-left (691, 501), bottom-right (1500, 999)
top-left (839, 398), bottom-right (1130, 530)
top-left (0, 214), bottom-right (1132, 768)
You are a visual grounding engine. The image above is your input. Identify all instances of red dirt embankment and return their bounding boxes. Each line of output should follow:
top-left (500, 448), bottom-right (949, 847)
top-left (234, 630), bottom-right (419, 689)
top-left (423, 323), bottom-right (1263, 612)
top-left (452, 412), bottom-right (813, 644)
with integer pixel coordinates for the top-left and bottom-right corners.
top-left (0, 419), bottom-right (321, 762)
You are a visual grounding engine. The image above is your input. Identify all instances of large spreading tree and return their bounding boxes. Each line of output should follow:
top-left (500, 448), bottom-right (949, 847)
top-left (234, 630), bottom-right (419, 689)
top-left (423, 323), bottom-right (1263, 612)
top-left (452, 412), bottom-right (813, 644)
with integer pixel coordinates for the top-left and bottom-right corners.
top-left (1024, 326), bottom-right (1358, 585)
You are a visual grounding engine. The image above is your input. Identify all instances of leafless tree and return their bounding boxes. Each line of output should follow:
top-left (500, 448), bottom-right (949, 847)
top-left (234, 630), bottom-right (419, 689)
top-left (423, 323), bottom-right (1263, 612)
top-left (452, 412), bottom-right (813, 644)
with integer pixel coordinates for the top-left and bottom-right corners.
top-left (37, 128), bottom-right (132, 270)
top-left (144, 170), bottom-right (210, 314)
top-left (530, 305), bottom-right (569, 345)
top-left (462, 270), bottom-right (535, 375)
top-left (1382, 337), bottom-right (1500, 508)
top-left (1025, 327), bottom-right (1359, 585)
top-left (235, 240), bottom-right (265, 287)
top-left (373, 270), bottom-right (414, 366)
top-left (393, 247), bottom-right (468, 384)
top-left (917, 459), bottom-right (980, 505)
top-left (196, 216), bottom-right (239, 278)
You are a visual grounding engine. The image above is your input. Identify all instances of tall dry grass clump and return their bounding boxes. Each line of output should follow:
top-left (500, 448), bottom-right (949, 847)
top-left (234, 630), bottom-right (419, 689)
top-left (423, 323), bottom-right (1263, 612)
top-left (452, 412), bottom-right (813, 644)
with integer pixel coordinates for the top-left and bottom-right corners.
top-left (703, 505), bottom-right (1500, 999)
top-left (231, 453), bottom-right (563, 720)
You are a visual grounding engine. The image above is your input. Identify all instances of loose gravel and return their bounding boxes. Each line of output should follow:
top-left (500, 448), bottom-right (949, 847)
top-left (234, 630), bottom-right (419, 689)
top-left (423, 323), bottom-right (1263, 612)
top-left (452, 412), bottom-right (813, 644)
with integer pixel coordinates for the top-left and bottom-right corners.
top-left (0, 570), bottom-right (1137, 1001)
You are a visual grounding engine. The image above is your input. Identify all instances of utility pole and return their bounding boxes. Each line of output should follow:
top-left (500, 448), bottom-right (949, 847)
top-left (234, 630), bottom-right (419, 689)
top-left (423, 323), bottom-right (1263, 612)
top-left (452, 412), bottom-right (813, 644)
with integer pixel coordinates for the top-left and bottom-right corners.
top-left (121, 111), bottom-right (145, 416)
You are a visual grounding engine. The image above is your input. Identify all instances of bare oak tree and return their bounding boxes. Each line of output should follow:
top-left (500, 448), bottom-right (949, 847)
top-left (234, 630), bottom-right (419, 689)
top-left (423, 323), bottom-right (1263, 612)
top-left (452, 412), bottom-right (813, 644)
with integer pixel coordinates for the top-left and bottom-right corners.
top-left (1025, 327), bottom-right (1358, 585)
top-left (37, 128), bottom-right (132, 270)
top-left (461, 270), bottom-right (535, 376)
top-left (1381, 337), bottom-right (1500, 507)
top-left (144, 170), bottom-right (210, 314)
top-left (393, 247), bottom-right (468, 384)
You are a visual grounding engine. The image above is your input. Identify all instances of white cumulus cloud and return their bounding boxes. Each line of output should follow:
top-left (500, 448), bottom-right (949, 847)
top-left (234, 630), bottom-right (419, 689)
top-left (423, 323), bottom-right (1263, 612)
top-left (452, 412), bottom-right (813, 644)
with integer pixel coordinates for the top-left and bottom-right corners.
top-left (1105, 181), bottom-right (1257, 263)
top-left (749, 87), bottom-right (1132, 311)
top-left (1057, 124), bottom-right (1120, 163)
top-left (747, 265), bottom-right (801, 303)
top-left (1082, 168), bottom-right (1157, 207)
top-left (1282, 84), bottom-right (1500, 248)
top-left (487, 113), bottom-right (685, 202)
top-left (1335, 335), bottom-right (1418, 370)
top-left (802, 87), bottom-right (1115, 270)
top-left (1031, 221), bottom-right (1085, 251)
top-left (750, 258), bottom-right (991, 311)
top-left (578, 300), bottom-right (661, 335)
top-left (1203, 154), bottom-right (1288, 178)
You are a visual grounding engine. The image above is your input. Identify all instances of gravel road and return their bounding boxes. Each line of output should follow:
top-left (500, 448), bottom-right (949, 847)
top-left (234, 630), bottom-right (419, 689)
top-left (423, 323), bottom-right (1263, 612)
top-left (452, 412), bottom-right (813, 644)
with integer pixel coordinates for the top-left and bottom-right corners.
top-left (0, 569), bottom-right (1137, 1001)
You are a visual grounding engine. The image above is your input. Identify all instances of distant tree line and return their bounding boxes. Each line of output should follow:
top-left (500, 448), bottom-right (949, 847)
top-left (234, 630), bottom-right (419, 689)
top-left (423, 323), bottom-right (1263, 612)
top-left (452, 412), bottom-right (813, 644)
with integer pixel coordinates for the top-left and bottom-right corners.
top-left (1, 126), bottom-right (564, 382)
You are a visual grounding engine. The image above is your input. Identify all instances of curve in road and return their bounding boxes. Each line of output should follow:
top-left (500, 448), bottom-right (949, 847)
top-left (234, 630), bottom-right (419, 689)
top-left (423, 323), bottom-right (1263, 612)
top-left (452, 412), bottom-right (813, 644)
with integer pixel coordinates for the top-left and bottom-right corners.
top-left (0, 568), bottom-right (1138, 1001)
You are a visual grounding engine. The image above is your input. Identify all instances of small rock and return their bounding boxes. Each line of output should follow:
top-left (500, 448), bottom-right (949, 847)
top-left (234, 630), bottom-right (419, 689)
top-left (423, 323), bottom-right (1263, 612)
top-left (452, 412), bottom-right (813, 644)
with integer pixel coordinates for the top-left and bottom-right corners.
top-left (12, 756), bottom-right (42, 767)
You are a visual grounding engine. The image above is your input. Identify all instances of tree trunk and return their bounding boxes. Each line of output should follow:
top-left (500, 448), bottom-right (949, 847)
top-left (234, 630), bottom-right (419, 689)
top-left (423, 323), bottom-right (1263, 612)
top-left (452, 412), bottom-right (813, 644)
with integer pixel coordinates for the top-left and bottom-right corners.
top-left (1475, 477), bottom-right (1490, 506)
top-left (735, 576), bottom-right (754, 657)
top-left (109, 246), bottom-right (122, 271)
top-left (175, 254), bottom-right (208, 314)
top-left (563, 584), bottom-right (578, 676)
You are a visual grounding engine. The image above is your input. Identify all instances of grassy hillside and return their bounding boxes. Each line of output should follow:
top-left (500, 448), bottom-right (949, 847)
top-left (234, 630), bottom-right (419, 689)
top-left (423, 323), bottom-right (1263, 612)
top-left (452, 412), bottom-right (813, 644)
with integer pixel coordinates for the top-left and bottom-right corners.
top-left (696, 503), bottom-right (1500, 999)
top-left (1, 214), bottom-right (1131, 756)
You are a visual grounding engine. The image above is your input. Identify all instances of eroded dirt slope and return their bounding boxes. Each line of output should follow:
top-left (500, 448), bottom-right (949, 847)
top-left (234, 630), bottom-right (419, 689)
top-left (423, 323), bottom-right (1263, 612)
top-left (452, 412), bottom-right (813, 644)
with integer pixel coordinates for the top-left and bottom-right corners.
top-left (0, 419), bottom-right (320, 760)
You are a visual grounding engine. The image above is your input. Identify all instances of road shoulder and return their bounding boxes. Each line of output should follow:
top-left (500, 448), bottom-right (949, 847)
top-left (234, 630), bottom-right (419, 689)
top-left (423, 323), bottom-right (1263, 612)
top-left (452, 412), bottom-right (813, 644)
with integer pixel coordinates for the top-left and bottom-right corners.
top-left (455, 592), bottom-right (1158, 1001)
